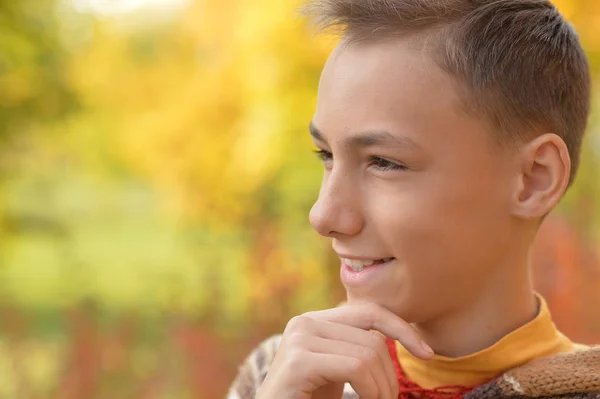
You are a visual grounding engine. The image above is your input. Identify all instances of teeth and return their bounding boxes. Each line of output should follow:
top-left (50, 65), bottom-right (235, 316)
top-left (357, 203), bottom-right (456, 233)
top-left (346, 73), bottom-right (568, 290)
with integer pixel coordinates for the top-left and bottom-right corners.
top-left (342, 257), bottom-right (395, 271)
top-left (343, 258), bottom-right (375, 272)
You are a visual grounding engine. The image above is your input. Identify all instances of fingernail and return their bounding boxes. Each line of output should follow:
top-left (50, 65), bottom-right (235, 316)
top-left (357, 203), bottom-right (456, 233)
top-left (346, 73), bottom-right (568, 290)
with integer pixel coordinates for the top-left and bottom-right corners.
top-left (421, 341), bottom-right (434, 356)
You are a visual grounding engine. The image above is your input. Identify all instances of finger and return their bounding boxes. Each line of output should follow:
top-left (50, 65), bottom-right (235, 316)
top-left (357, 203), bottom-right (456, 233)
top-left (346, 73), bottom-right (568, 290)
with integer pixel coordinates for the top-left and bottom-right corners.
top-left (305, 302), bottom-right (434, 359)
top-left (301, 321), bottom-right (398, 397)
top-left (304, 352), bottom-right (381, 399)
top-left (292, 334), bottom-right (393, 399)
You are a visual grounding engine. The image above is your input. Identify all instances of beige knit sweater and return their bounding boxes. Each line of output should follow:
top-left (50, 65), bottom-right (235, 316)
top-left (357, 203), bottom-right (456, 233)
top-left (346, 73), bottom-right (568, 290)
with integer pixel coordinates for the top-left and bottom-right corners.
top-left (227, 335), bottom-right (600, 399)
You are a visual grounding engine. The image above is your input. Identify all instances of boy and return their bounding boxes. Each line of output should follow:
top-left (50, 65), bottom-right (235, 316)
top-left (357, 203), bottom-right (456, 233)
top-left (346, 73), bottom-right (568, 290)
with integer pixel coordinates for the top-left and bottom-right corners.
top-left (228, 0), bottom-right (600, 398)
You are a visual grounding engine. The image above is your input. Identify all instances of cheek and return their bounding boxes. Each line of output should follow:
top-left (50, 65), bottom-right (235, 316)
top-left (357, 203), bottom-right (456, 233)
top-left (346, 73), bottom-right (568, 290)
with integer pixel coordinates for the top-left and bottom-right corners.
top-left (372, 192), bottom-right (447, 269)
top-left (373, 174), bottom-right (510, 277)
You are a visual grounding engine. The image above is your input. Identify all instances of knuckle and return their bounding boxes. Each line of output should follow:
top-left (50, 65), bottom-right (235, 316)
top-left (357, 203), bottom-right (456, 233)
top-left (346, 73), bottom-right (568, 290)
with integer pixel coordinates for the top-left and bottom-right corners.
top-left (286, 332), bottom-right (309, 348)
top-left (348, 357), bottom-right (368, 376)
top-left (285, 314), bottom-right (311, 333)
top-left (369, 330), bottom-right (386, 348)
top-left (359, 346), bottom-right (379, 365)
top-left (303, 310), bottom-right (319, 318)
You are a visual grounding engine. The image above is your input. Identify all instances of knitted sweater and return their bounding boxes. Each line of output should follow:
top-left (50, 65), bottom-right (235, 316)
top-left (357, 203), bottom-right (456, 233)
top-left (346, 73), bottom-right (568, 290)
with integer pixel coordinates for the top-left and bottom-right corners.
top-left (227, 335), bottom-right (600, 399)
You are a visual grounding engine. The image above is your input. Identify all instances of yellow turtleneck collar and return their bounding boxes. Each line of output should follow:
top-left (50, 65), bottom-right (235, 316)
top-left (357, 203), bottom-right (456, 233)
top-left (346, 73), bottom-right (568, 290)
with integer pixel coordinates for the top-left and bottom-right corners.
top-left (395, 294), bottom-right (574, 389)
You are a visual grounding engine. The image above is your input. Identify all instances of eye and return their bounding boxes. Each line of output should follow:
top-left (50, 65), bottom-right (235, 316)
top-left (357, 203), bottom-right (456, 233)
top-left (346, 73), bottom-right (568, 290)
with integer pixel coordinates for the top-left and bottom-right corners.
top-left (313, 149), bottom-right (333, 163)
top-left (369, 156), bottom-right (407, 171)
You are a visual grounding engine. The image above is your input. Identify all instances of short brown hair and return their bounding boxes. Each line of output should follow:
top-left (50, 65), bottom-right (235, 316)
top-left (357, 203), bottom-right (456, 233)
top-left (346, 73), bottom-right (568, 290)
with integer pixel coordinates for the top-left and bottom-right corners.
top-left (302, 0), bottom-right (591, 185)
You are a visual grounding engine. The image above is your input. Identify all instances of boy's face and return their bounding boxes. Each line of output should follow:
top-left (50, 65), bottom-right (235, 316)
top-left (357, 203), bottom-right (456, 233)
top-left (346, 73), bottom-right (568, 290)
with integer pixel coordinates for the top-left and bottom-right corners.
top-left (309, 38), bottom-right (522, 323)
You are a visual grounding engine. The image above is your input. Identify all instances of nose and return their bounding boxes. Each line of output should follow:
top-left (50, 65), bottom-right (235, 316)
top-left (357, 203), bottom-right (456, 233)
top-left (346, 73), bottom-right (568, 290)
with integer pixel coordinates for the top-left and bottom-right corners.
top-left (309, 171), bottom-right (364, 238)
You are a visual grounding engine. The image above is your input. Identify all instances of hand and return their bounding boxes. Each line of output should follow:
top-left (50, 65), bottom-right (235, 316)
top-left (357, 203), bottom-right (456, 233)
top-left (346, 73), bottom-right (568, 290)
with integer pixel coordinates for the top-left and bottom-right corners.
top-left (256, 302), bottom-right (434, 399)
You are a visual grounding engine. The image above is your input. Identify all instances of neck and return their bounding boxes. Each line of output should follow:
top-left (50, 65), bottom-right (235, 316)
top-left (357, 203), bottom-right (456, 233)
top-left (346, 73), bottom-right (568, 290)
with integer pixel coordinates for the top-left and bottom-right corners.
top-left (415, 255), bottom-right (538, 358)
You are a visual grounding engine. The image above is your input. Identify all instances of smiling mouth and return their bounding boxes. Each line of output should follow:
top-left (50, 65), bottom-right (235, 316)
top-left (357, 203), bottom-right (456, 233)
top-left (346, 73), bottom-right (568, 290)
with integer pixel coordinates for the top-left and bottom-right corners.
top-left (342, 257), bottom-right (395, 272)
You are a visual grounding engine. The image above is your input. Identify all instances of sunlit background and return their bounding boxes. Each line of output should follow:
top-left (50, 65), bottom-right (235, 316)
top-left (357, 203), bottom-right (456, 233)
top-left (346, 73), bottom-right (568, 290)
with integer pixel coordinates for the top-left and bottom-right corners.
top-left (0, 0), bottom-right (599, 398)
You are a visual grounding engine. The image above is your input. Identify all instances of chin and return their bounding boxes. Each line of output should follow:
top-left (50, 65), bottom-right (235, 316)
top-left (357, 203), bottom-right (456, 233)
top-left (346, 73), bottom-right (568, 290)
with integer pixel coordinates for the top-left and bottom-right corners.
top-left (346, 289), bottom-right (421, 323)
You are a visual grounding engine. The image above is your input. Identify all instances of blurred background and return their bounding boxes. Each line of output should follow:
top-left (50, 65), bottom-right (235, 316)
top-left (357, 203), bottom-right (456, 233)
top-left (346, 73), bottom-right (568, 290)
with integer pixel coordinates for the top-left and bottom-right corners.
top-left (0, 0), bottom-right (599, 398)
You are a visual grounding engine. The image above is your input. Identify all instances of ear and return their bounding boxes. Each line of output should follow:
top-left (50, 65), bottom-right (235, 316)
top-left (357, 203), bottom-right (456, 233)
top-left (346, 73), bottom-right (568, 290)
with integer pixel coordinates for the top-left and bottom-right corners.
top-left (511, 133), bottom-right (571, 219)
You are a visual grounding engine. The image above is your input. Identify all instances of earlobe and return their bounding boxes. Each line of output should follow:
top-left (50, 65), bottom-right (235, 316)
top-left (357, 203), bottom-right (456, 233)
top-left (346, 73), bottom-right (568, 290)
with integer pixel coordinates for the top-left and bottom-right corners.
top-left (511, 134), bottom-right (570, 219)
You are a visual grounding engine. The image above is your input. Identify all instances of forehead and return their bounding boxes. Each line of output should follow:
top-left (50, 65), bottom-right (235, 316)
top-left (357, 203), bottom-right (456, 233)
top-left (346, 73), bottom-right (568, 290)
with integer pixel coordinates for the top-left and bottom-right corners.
top-left (313, 38), bottom-right (468, 144)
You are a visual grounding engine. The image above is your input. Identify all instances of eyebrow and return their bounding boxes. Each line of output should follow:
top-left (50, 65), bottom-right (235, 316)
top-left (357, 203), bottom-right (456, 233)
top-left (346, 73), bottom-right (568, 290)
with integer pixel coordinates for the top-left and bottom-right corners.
top-left (309, 121), bottom-right (420, 150)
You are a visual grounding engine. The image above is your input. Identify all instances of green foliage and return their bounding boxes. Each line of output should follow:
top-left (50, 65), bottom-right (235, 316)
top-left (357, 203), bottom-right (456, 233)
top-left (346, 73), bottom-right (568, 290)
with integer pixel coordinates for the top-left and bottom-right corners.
top-left (0, 0), bottom-right (77, 138)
